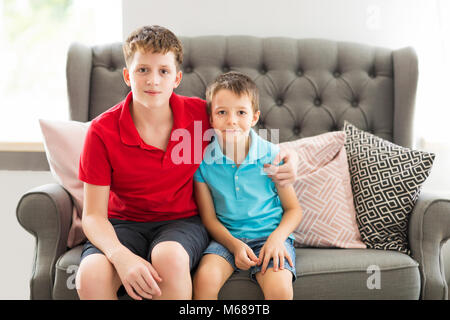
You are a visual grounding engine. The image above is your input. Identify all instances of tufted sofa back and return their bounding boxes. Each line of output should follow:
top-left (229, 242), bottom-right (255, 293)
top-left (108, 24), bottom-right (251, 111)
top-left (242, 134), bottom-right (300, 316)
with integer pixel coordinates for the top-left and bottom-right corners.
top-left (66, 36), bottom-right (418, 147)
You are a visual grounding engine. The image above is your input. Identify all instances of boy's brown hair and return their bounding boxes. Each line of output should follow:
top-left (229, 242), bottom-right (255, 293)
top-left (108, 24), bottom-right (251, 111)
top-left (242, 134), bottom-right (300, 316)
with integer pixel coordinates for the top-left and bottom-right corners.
top-left (205, 71), bottom-right (259, 115)
top-left (123, 25), bottom-right (183, 70)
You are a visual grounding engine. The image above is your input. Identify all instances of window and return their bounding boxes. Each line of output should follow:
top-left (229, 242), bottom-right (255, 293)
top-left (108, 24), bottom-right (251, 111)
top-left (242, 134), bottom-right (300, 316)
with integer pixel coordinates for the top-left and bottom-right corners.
top-left (0, 0), bottom-right (122, 142)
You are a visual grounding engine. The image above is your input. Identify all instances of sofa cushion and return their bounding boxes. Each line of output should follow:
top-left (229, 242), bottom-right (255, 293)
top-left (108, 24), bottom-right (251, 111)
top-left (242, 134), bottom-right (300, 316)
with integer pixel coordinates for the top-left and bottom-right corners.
top-left (54, 246), bottom-right (420, 300)
top-left (219, 248), bottom-right (420, 300)
top-left (279, 131), bottom-right (365, 249)
top-left (344, 122), bottom-right (435, 255)
top-left (39, 119), bottom-right (90, 248)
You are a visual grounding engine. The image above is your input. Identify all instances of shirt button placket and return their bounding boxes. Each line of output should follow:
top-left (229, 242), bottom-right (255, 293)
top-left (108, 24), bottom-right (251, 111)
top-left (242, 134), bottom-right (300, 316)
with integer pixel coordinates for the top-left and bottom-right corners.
top-left (234, 168), bottom-right (241, 199)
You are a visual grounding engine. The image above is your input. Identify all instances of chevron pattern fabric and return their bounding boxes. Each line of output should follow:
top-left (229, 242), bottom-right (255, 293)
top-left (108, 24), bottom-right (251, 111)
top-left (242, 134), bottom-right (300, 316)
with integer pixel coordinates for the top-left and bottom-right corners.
top-left (344, 122), bottom-right (435, 254)
top-left (280, 132), bottom-right (366, 249)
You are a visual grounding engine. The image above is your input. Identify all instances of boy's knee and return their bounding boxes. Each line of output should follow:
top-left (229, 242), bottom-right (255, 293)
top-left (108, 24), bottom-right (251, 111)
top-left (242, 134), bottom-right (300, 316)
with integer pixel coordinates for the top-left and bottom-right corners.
top-left (264, 284), bottom-right (293, 300)
top-left (193, 263), bottom-right (224, 294)
top-left (193, 271), bottom-right (217, 299)
top-left (259, 270), bottom-right (294, 300)
top-left (151, 241), bottom-right (190, 275)
top-left (76, 254), bottom-right (120, 299)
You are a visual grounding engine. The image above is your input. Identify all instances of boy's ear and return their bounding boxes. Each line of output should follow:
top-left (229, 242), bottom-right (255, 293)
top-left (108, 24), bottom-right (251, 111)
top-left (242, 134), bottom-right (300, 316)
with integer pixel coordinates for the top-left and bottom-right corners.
top-left (173, 70), bottom-right (183, 88)
top-left (251, 110), bottom-right (261, 127)
top-left (123, 67), bottom-right (131, 87)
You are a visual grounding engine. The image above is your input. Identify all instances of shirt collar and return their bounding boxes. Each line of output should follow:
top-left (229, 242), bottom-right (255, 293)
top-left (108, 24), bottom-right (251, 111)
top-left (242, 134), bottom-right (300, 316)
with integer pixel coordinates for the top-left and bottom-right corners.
top-left (203, 128), bottom-right (270, 164)
top-left (119, 91), bottom-right (194, 146)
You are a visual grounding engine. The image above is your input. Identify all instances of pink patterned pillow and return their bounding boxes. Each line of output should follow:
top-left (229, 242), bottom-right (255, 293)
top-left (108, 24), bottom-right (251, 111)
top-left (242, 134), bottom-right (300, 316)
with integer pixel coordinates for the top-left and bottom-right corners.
top-left (39, 119), bottom-right (90, 248)
top-left (279, 132), bottom-right (366, 248)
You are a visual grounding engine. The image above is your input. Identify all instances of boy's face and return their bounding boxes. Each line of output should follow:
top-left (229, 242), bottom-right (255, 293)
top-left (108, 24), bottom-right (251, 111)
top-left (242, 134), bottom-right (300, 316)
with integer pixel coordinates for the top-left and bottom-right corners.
top-left (123, 49), bottom-right (182, 110)
top-left (210, 89), bottom-right (260, 144)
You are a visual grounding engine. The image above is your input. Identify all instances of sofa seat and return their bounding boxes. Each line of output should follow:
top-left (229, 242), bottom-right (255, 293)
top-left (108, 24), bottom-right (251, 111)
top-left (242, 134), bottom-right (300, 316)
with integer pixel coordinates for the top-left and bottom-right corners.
top-left (53, 245), bottom-right (420, 300)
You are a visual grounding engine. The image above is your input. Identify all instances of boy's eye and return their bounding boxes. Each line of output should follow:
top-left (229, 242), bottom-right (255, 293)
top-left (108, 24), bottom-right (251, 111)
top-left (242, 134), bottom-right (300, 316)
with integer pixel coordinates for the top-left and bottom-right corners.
top-left (138, 67), bottom-right (148, 73)
top-left (217, 110), bottom-right (226, 115)
top-left (239, 111), bottom-right (247, 115)
top-left (161, 69), bottom-right (169, 75)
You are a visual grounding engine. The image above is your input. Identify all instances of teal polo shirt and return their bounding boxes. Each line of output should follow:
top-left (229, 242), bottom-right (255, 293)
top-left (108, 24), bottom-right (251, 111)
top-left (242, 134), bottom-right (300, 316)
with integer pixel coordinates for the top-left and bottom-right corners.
top-left (194, 128), bottom-right (293, 240)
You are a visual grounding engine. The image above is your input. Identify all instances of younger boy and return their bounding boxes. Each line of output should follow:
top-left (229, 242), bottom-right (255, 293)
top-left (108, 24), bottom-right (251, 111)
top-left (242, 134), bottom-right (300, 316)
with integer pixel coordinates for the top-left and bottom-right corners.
top-left (76, 26), bottom-right (298, 300)
top-left (193, 72), bottom-right (303, 300)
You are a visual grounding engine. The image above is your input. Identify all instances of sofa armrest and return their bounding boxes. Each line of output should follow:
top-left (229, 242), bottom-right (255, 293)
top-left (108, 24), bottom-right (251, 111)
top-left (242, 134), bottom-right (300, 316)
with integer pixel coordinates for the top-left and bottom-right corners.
top-left (409, 192), bottom-right (450, 300)
top-left (16, 183), bottom-right (73, 300)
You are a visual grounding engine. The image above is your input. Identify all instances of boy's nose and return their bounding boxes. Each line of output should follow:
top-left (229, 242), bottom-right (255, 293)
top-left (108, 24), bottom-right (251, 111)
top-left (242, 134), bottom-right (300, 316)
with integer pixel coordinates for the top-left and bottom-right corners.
top-left (147, 73), bottom-right (160, 86)
top-left (227, 115), bottom-right (237, 125)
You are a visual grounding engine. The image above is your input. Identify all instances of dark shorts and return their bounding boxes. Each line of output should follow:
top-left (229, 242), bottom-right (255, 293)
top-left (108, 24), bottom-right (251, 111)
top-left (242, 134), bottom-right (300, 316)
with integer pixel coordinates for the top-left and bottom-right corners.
top-left (80, 215), bottom-right (210, 271)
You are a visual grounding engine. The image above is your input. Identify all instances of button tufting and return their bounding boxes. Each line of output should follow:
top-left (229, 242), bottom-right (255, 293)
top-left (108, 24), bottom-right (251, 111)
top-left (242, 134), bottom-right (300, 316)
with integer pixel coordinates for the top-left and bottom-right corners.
top-left (333, 71), bottom-right (341, 77)
top-left (222, 66), bottom-right (230, 73)
top-left (351, 100), bottom-right (359, 107)
top-left (276, 99), bottom-right (283, 106)
top-left (297, 69), bottom-right (303, 76)
top-left (293, 127), bottom-right (300, 135)
top-left (184, 66), bottom-right (193, 73)
top-left (314, 98), bottom-right (322, 106)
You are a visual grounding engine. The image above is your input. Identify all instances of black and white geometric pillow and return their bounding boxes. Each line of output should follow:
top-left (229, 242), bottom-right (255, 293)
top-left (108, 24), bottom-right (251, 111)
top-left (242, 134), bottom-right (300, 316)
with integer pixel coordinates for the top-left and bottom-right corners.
top-left (344, 122), bottom-right (435, 255)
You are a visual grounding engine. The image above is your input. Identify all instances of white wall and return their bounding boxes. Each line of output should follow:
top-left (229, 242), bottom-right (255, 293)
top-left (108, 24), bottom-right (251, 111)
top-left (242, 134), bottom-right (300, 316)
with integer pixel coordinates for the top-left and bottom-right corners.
top-left (122, 0), bottom-right (428, 48)
top-left (0, 171), bottom-right (56, 299)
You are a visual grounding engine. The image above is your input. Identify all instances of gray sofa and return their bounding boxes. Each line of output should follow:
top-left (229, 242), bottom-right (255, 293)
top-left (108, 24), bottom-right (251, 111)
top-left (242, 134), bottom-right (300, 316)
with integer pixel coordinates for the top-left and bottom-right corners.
top-left (17, 36), bottom-right (450, 300)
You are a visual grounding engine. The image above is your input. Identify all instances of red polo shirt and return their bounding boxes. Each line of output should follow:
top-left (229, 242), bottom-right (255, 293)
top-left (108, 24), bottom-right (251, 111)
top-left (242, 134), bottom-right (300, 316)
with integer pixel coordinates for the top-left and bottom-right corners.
top-left (79, 91), bottom-right (211, 222)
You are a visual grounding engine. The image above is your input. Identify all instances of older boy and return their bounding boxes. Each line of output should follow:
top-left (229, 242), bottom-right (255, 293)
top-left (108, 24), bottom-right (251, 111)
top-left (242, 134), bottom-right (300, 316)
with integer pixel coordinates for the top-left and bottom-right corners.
top-left (76, 25), bottom-right (297, 300)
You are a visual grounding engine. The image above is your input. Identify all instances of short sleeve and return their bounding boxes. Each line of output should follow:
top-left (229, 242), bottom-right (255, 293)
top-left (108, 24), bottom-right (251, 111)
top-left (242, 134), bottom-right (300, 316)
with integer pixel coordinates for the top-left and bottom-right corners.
top-left (269, 143), bottom-right (281, 163)
top-left (78, 125), bottom-right (112, 186)
top-left (193, 163), bottom-right (205, 183)
top-left (259, 141), bottom-right (281, 165)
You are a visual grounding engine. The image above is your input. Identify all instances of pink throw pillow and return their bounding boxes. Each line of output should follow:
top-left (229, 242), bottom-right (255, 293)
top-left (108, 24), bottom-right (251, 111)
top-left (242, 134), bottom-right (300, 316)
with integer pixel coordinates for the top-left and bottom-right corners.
top-left (39, 119), bottom-right (90, 248)
top-left (279, 132), bottom-right (366, 248)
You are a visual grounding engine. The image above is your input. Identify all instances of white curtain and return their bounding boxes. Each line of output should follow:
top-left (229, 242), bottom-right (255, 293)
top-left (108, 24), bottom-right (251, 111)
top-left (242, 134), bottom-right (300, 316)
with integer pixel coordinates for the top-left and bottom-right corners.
top-left (412, 0), bottom-right (450, 195)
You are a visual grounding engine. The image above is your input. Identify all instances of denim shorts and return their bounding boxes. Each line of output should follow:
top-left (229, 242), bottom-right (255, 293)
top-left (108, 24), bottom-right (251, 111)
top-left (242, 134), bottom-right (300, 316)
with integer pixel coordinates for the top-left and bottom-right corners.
top-left (203, 236), bottom-right (297, 282)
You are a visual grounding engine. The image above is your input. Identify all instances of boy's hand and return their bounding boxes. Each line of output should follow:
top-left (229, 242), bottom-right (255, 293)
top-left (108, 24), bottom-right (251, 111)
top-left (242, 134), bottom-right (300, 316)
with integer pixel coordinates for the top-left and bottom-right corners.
top-left (109, 248), bottom-right (163, 300)
top-left (232, 240), bottom-right (259, 270)
top-left (257, 234), bottom-right (294, 274)
top-left (264, 148), bottom-right (298, 187)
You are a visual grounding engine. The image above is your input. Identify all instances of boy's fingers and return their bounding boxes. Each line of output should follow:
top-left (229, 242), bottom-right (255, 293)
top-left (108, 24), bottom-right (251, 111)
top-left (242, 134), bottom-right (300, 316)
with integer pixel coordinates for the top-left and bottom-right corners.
top-left (147, 264), bottom-right (163, 283)
top-left (134, 280), bottom-right (154, 300)
top-left (142, 273), bottom-right (161, 297)
top-left (247, 247), bottom-right (259, 262)
top-left (286, 252), bottom-right (294, 268)
top-left (124, 282), bottom-right (142, 301)
top-left (257, 248), bottom-right (265, 266)
top-left (140, 266), bottom-right (161, 296)
top-left (262, 255), bottom-right (271, 274)
top-left (273, 254), bottom-right (279, 272)
top-left (279, 252), bottom-right (285, 270)
top-left (271, 151), bottom-right (285, 166)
